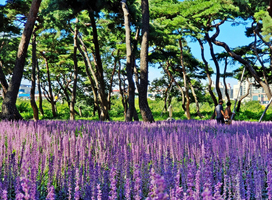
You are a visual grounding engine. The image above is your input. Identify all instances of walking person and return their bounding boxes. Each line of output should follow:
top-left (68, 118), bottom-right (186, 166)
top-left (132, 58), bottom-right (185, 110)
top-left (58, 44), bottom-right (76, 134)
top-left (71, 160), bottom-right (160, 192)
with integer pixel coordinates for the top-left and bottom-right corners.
top-left (215, 99), bottom-right (225, 125)
top-left (224, 101), bottom-right (235, 125)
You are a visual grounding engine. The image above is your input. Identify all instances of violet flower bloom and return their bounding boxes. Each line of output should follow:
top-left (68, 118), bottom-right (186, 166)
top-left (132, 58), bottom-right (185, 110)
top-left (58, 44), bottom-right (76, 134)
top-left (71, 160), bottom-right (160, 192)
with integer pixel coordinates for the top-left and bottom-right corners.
top-left (213, 182), bottom-right (223, 200)
top-left (21, 177), bottom-right (30, 200)
top-left (97, 183), bottom-right (102, 200)
top-left (15, 193), bottom-right (24, 200)
top-left (133, 165), bottom-right (142, 200)
top-left (201, 187), bottom-right (212, 200)
top-left (125, 178), bottom-right (131, 200)
top-left (46, 185), bottom-right (56, 200)
top-left (109, 167), bottom-right (117, 200)
top-left (2, 190), bottom-right (8, 200)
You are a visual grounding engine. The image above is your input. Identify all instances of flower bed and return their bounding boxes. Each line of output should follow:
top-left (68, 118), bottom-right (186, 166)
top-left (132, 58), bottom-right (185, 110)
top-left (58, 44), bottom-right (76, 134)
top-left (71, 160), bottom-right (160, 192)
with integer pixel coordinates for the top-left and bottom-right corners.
top-left (0, 120), bottom-right (271, 199)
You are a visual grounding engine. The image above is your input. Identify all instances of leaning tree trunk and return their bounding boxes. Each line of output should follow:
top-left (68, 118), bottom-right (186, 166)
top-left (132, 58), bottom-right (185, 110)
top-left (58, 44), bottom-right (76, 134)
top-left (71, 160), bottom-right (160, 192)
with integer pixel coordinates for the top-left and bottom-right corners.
top-left (36, 62), bottom-right (44, 116)
top-left (187, 77), bottom-right (204, 119)
top-left (107, 50), bottom-right (118, 111)
top-left (206, 33), bottom-right (222, 101)
top-left (179, 39), bottom-right (191, 119)
top-left (0, 0), bottom-right (42, 120)
top-left (77, 38), bottom-right (100, 117)
top-left (197, 38), bottom-right (217, 119)
top-left (30, 30), bottom-right (39, 121)
top-left (223, 57), bottom-right (230, 102)
top-left (138, 0), bottom-right (154, 122)
top-left (164, 65), bottom-right (186, 113)
top-left (211, 24), bottom-right (272, 100)
top-left (163, 80), bottom-right (173, 112)
top-left (40, 53), bottom-right (57, 118)
top-left (70, 19), bottom-right (79, 120)
top-left (89, 11), bottom-right (110, 121)
top-left (0, 61), bottom-right (9, 98)
top-left (122, 0), bottom-right (136, 122)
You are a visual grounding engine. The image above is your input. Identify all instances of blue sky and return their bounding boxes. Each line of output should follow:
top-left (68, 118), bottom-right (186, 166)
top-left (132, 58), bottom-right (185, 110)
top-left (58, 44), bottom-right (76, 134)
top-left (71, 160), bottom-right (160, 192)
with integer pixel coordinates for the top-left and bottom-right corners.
top-left (0, 0), bottom-right (253, 87)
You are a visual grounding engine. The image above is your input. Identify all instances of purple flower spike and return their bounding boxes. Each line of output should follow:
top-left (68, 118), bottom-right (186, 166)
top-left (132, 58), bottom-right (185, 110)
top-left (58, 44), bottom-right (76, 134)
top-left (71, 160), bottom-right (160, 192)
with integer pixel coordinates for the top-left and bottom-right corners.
top-left (213, 182), bottom-right (223, 200)
top-left (125, 178), bottom-right (131, 200)
top-left (46, 185), bottom-right (55, 200)
top-left (2, 190), bottom-right (8, 200)
top-left (109, 167), bottom-right (117, 200)
top-left (201, 187), bottom-right (212, 200)
top-left (97, 183), bottom-right (102, 200)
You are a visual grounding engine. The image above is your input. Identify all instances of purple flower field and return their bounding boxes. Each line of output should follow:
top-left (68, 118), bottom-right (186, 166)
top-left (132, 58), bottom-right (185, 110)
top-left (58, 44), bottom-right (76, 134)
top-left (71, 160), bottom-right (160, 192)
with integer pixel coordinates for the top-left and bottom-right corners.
top-left (0, 119), bottom-right (272, 199)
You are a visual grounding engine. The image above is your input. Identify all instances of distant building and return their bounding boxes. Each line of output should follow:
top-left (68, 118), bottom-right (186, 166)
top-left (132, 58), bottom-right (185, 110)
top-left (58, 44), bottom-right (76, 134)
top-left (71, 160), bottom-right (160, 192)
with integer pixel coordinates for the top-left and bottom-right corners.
top-left (233, 77), bottom-right (272, 105)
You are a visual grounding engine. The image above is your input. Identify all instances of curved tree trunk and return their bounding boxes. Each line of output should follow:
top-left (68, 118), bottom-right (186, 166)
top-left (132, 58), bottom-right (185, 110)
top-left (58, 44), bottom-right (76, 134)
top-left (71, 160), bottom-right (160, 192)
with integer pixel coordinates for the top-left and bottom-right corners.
top-left (36, 62), bottom-right (44, 116)
top-left (178, 39), bottom-right (191, 119)
top-left (139, 0), bottom-right (154, 122)
top-left (0, 61), bottom-right (9, 98)
top-left (163, 80), bottom-right (173, 113)
top-left (40, 53), bottom-right (57, 118)
top-left (1, 0), bottom-right (42, 120)
top-left (164, 65), bottom-right (186, 113)
top-left (77, 37), bottom-right (100, 117)
top-left (88, 11), bottom-right (110, 121)
top-left (70, 19), bottom-right (79, 120)
top-left (187, 77), bottom-right (204, 119)
top-left (107, 50), bottom-right (118, 111)
top-left (206, 33), bottom-right (222, 100)
top-left (211, 24), bottom-right (272, 100)
top-left (122, 0), bottom-right (136, 122)
top-left (197, 38), bottom-right (217, 119)
top-left (30, 30), bottom-right (39, 121)
top-left (223, 57), bottom-right (230, 102)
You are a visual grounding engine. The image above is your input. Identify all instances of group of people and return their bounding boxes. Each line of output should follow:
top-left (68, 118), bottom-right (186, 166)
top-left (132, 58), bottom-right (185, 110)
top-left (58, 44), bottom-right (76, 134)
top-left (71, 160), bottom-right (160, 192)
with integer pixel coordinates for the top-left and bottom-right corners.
top-left (215, 100), bottom-right (235, 125)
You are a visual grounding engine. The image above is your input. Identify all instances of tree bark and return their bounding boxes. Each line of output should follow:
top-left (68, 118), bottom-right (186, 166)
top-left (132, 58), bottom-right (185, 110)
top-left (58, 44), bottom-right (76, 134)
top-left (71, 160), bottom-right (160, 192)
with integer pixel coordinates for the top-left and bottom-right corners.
top-left (223, 57), bottom-right (230, 102)
top-left (164, 64), bottom-right (186, 113)
top-left (30, 30), bottom-right (39, 121)
top-left (77, 37), bottom-right (100, 117)
top-left (70, 19), bottom-right (79, 120)
top-left (40, 52), bottom-right (57, 118)
top-left (88, 11), bottom-right (109, 121)
top-left (56, 74), bottom-right (72, 109)
top-left (36, 62), bottom-right (44, 116)
top-left (163, 80), bottom-right (173, 112)
top-left (121, 0), bottom-right (136, 122)
top-left (197, 38), bottom-right (217, 107)
top-left (187, 77), bottom-right (204, 119)
top-left (107, 50), bottom-right (118, 111)
top-left (1, 0), bottom-right (42, 120)
top-left (0, 61), bottom-right (8, 98)
top-left (118, 60), bottom-right (128, 119)
top-left (139, 0), bottom-right (154, 122)
top-left (206, 33), bottom-right (222, 100)
top-left (178, 39), bottom-right (191, 119)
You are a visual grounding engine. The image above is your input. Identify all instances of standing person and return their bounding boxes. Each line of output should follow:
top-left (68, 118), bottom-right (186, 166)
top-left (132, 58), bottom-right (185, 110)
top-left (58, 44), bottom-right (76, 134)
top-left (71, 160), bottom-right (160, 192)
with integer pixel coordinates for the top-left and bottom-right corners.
top-left (215, 99), bottom-right (225, 125)
top-left (224, 101), bottom-right (235, 125)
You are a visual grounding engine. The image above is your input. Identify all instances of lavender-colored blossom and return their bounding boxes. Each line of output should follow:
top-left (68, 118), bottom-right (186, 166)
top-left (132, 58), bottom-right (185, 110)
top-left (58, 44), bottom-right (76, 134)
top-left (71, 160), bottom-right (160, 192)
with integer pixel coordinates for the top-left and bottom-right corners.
top-left (97, 183), bottom-right (102, 200)
top-left (109, 167), bottom-right (117, 200)
top-left (213, 182), bottom-right (223, 200)
top-left (125, 177), bottom-right (131, 200)
top-left (46, 185), bottom-right (55, 200)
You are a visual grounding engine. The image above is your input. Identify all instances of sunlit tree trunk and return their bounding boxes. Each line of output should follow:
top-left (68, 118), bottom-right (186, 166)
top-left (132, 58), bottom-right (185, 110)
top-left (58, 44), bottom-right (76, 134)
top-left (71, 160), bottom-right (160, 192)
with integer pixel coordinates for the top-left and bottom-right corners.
top-left (1, 0), bottom-right (42, 120)
top-left (30, 30), bottom-right (39, 121)
top-left (70, 19), bottom-right (79, 120)
top-left (138, 0), bottom-right (154, 122)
